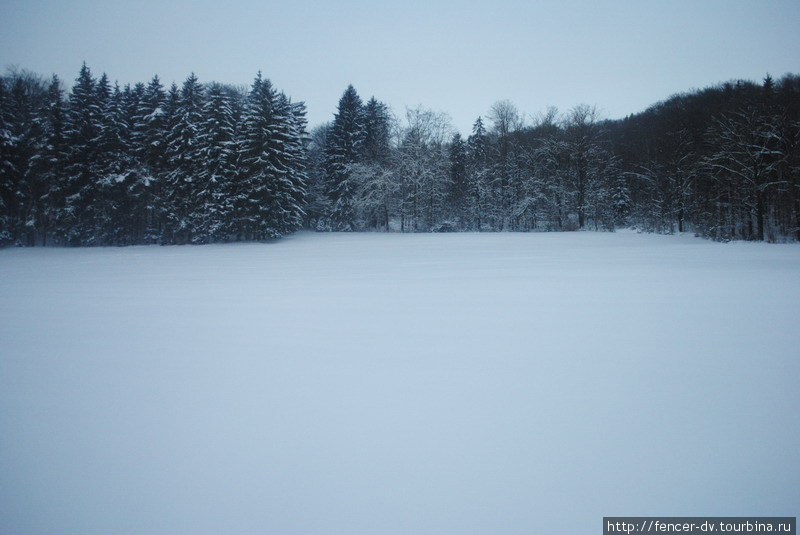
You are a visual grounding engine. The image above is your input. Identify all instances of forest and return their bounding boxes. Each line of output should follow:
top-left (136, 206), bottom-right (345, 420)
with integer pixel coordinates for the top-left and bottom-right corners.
top-left (1, 64), bottom-right (799, 246)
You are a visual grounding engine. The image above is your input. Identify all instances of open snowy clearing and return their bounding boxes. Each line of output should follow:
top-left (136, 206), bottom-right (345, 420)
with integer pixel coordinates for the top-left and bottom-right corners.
top-left (1, 231), bottom-right (798, 535)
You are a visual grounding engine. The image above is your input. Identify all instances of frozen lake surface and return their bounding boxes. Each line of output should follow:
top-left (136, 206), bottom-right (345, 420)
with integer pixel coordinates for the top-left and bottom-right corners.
top-left (1, 231), bottom-right (798, 534)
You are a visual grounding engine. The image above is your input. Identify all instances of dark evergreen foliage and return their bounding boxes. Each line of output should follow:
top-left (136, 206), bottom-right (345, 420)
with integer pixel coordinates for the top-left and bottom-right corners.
top-left (235, 73), bottom-right (307, 240)
top-left (2, 65), bottom-right (798, 246)
top-left (0, 72), bottom-right (48, 245)
top-left (195, 82), bottom-right (238, 242)
top-left (447, 133), bottom-right (468, 211)
top-left (363, 97), bottom-right (392, 165)
top-left (324, 85), bottom-right (365, 230)
top-left (0, 64), bottom-right (309, 247)
top-left (26, 75), bottom-right (68, 245)
top-left (61, 63), bottom-right (100, 245)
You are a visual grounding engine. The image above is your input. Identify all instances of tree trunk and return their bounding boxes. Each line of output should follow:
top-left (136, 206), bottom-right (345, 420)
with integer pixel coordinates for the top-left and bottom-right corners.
top-left (756, 191), bottom-right (765, 241)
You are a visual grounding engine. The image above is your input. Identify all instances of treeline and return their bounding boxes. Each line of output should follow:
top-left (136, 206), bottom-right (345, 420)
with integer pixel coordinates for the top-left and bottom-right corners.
top-left (2, 66), bottom-right (799, 246)
top-left (609, 75), bottom-right (800, 241)
top-left (307, 76), bottom-right (800, 241)
top-left (0, 64), bottom-right (307, 246)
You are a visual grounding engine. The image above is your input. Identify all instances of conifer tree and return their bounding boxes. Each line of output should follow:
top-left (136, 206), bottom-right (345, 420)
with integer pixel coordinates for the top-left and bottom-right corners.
top-left (237, 73), bottom-right (306, 239)
top-left (195, 82), bottom-right (238, 242)
top-left (324, 85), bottom-right (365, 230)
top-left (0, 78), bottom-right (13, 244)
top-left (146, 82), bottom-right (179, 242)
top-left (60, 63), bottom-right (101, 245)
top-left (91, 74), bottom-right (118, 243)
top-left (448, 132), bottom-right (468, 223)
top-left (236, 73), bottom-right (273, 239)
top-left (118, 80), bottom-right (159, 243)
top-left (467, 116), bottom-right (490, 230)
top-left (164, 73), bottom-right (204, 243)
top-left (363, 97), bottom-right (391, 165)
top-left (303, 123), bottom-right (333, 230)
top-left (26, 75), bottom-right (68, 245)
top-left (95, 81), bottom-right (136, 243)
top-left (0, 76), bottom-right (29, 245)
top-left (134, 76), bottom-right (167, 170)
top-left (2, 76), bottom-right (35, 243)
top-left (271, 95), bottom-right (308, 235)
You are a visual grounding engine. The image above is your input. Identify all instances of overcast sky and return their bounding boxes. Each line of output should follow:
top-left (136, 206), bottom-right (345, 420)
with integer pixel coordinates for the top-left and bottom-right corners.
top-left (1, 0), bottom-right (798, 134)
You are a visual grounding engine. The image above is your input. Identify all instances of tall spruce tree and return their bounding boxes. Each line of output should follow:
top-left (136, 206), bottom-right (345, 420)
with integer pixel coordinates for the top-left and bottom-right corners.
top-left (60, 63), bottom-right (101, 245)
top-left (134, 76), bottom-right (167, 170)
top-left (236, 74), bottom-right (307, 239)
top-left (1, 73), bottom-right (46, 245)
top-left (324, 85), bottom-right (365, 230)
top-left (95, 81), bottom-right (136, 244)
top-left (195, 82), bottom-right (238, 242)
top-left (237, 73), bottom-right (279, 239)
top-left (120, 80), bottom-right (161, 243)
top-left (467, 116), bottom-right (490, 230)
top-left (26, 75), bottom-right (68, 245)
top-left (148, 82), bottom-right (180, 242)
top-left (0, 76), bottom-right (28, 244)
top-left (271, 95), bottom-right (308, 235)
top-left (0, 78), bottom-right (13, 244)
top-left (91, 74), bottom-right (121, 243)
top-left (448, 132), bottom-right (468, 224)
top-left (164, 73), bottom-right (204, 244)
top-left (303, 123), bottom-right (332, 229)
top-left (363, 97), bottom-right (391, 165)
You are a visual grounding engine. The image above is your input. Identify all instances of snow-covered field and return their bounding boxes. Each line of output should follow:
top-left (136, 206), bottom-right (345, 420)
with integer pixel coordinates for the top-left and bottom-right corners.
top-left (1, 231), bottom-right (798, 535)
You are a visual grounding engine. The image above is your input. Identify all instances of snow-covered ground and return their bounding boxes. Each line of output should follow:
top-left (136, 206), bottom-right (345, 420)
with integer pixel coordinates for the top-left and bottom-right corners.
top-left (1, 231), bottom-right (798, 535)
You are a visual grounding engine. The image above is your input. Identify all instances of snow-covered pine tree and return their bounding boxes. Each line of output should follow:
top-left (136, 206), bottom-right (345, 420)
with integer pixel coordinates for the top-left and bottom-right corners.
top-left (18, 75), bottom-right (50, 246)
top-left (363, 97), bottom-right (391, 165)
top-left (324, 85), bottom-right (365, 230)
top-left (235, 73), bottom-right (269, 240)
top-left (117, 82), bottom-right (156, 245)
top-left (133, 76), bottom-right (167, 170)
top-left (0, 73), bottom-right (46, 245)
top-left (122, 84), bottom-right (143, 158)
top-left (448, 132), bottom-right (468, 226)
top-left (236, 73), bottom-right (305, 240)
top-left (0, 77), bottom-right (25, 245)
top-left (90, 73), bottom-right (119, 243)
top-left (467, 116), bottom-right (490, 230)
top-left (26, 75), bottom-right (68, 245)
top-left (144, 82), bottom-right (179, 243)
top-left (610, 173), bottom-right (632, 228)
top-left (303, 123), bottom-right (333, 230)
top-left (194, 82), bottom-right (238, 242)
top-left (0, 77), bottom-right (13, 244)
top-left (95, 80), bottom-right (139, 244)
top-left (263, 94), bottom-right (308, 235)
top-left (59, 63), bottom-right (102, 245)
top-left (164, 73), bottom-right (204, 244)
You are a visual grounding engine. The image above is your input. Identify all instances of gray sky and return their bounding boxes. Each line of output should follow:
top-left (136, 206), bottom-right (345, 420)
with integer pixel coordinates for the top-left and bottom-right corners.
top-left (1, 0), bottom-right (798, 134)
